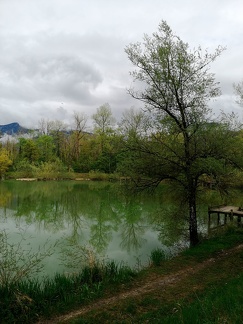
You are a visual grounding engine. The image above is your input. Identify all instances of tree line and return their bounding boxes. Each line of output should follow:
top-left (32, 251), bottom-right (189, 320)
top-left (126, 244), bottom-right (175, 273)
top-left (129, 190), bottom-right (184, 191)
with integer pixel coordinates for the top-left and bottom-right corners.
top-left (0, 103), bottom-right (149, 177)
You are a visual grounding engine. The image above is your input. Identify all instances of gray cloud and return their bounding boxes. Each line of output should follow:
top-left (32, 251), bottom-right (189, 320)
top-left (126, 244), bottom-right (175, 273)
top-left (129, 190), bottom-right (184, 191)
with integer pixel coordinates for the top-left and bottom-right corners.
top-left (0, 0), bottom-right (243, 127)
top-left (1, 50), bottom-right (102, 101)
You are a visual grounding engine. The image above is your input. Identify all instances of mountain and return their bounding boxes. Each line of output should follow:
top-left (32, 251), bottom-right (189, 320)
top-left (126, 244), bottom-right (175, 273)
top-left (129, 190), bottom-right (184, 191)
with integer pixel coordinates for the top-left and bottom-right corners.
top-left (0, 122), bottom-right (30, 135)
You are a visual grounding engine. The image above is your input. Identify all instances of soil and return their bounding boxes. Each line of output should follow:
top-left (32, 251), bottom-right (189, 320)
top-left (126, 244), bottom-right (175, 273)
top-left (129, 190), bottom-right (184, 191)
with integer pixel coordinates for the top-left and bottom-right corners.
top-left (37, 244), bottom-right (243, 324)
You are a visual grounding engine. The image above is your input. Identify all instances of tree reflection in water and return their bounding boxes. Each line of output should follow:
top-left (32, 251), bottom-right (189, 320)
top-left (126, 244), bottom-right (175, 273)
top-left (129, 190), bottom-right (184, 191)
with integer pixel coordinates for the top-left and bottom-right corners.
top-left (0, 180), bottom-right (225, 274)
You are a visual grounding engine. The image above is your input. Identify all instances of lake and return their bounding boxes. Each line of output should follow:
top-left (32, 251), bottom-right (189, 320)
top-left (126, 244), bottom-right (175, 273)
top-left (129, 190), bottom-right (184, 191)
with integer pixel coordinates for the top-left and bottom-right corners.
top-left (0, 180), bottom-right (238, 279)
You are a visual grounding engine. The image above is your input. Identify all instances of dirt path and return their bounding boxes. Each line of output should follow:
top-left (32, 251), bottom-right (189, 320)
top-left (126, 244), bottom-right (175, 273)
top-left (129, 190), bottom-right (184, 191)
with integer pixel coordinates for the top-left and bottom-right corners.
top-left (38, 244), bottom-right (243, 323)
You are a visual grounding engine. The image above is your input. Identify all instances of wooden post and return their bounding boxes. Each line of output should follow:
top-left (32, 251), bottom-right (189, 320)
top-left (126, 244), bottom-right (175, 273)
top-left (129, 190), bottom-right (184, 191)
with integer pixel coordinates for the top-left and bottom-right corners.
top-left (217, 212), bottom-right (220, 225)
top-left (237, 216), bottom-right (241, 226)
top-left (208, 208), bottom-right (211, 231)
top-left (230, 209), bottom-right (233, 222)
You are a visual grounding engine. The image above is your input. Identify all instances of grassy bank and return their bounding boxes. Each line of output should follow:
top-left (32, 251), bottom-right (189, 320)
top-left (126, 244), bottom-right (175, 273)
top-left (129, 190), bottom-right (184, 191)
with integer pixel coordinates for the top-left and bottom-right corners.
top-left (1, 227), bottom-right (243, 323)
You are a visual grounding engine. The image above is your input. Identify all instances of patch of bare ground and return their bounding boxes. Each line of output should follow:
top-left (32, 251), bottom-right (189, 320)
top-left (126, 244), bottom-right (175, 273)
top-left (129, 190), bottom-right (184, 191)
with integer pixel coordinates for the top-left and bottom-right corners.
top-left (37, 244), bottom-right (243, 324)
top-left (16, 178), bottom-right (37, 181)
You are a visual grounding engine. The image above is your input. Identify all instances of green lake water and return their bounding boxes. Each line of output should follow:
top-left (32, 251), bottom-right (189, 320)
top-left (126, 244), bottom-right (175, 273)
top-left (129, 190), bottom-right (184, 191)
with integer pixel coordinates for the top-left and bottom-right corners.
top-left (0, 180), bottom-right (240, 279)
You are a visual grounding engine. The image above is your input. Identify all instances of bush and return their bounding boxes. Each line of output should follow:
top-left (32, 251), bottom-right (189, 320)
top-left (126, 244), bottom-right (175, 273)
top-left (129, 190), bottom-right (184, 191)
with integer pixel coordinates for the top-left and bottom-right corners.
top-left (36, 160), bottom-right (72, 180)
top-left (12, 159), bottom-right (38, 178)
top-left (88, 170), bottom-right (110, 181)
top-left (150, 248), bottom-right (166, 266)
top-left (11, 159), bottom-right (75, 180)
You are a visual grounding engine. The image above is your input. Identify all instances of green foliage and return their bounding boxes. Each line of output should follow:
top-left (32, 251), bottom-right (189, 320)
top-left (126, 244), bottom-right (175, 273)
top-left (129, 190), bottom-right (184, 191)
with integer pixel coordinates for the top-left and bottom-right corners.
top-left (18, 138), bottom-right (40, 163)
top-left (91, 151), bottom-right (117, 173)
top-left (0, 148), bottom-right (12, 178)
top-left (36, 159), bottom-right (71, 180)
top-left (12, 159), bottom-right (38, 178)
top-left (12, 159), bottom-right (72, 179)
top-left (36, 135), bottom-right (55, 162)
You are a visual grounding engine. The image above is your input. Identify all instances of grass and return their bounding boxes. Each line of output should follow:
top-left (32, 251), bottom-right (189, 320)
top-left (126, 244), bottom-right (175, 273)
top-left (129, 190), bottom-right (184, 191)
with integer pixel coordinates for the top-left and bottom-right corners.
top-left (163, 273), bottom-right (243, 323)
top-left (183, 225), bottom-right (243, 260)
top-left (136, 266), bottom-right (243, 324)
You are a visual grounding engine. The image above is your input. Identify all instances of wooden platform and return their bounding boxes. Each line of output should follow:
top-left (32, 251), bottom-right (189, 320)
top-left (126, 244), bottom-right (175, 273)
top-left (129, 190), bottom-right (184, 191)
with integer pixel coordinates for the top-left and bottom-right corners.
top-left (208, 205), bottom-right (243, 217)
top-left (208, 205), bottom-right (243, 228)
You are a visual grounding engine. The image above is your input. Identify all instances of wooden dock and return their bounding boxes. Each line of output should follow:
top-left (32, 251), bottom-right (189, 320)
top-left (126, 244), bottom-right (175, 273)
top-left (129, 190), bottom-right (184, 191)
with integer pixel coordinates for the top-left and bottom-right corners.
top-left (208, 205), bottom-right (243, 227)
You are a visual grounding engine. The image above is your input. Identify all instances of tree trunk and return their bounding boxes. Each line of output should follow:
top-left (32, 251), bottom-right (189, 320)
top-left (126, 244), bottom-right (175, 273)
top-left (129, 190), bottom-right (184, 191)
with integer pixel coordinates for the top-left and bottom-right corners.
top-left (184, 132), bottom-right (199, 246)
top-left (188, 193), bottom-right (199, 246)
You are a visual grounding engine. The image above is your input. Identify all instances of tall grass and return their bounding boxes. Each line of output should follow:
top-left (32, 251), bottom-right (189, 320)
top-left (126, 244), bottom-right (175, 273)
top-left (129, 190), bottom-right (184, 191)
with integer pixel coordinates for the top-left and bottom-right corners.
top-left (0, 259), bottom-right (136, 323)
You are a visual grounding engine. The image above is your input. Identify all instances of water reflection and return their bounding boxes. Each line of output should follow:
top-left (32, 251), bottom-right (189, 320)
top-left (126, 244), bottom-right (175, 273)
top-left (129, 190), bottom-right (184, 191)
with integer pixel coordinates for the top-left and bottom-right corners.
top-left (0, 180), bottom-right (209, 275)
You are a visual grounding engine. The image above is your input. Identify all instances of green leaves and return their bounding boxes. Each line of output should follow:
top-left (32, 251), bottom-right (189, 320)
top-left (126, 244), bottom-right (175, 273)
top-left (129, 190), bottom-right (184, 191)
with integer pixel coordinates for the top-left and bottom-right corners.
top-left (0, 148), bottom-right (12, 178)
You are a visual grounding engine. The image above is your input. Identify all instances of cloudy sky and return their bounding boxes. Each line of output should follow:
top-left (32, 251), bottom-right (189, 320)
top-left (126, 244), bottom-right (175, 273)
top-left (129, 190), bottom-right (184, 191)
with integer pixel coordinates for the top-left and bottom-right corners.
top-left (0, 0), bottom-right (243, 128)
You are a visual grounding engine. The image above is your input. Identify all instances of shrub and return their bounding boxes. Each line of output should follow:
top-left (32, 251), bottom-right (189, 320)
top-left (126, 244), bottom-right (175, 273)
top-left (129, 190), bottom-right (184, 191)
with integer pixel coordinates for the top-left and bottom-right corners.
top-left (150, 248), bottom-right (166, 266)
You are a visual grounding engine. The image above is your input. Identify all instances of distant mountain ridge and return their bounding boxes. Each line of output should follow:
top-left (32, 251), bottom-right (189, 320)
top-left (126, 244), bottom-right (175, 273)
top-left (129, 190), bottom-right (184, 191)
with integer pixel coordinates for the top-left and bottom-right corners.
top-left (0, 122), bottom-right (30, 135)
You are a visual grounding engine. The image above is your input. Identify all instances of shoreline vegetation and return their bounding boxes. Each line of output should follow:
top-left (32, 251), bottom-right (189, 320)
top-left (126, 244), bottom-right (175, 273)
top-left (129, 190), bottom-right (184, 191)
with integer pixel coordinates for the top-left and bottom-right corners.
top-left (7, 171), bottom-right (243, 189)
top-left (0, 227), bottom-right (243, 323)
top-left (7, 171), bottom-right (122, 182)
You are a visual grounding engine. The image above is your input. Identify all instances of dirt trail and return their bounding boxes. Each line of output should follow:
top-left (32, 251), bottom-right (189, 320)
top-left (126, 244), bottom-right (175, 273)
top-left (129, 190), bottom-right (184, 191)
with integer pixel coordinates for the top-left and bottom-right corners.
top-left (38, 244), bottom-right (243, 324)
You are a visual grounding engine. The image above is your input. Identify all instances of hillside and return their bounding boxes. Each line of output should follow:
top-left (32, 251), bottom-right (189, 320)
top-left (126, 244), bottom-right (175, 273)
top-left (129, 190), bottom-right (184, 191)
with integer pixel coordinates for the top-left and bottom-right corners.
top-left (0, 122), bottom-right (30, 135)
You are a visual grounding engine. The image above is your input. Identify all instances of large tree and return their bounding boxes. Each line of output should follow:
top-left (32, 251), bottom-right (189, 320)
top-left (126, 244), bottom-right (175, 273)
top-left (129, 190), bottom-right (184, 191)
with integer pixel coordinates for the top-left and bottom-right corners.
top-left (124, 20), bottom-right (240, 246)
top-left (92, 103), bottom-right (117, 172)
top-left (92, 103), bottom-right (116, 136)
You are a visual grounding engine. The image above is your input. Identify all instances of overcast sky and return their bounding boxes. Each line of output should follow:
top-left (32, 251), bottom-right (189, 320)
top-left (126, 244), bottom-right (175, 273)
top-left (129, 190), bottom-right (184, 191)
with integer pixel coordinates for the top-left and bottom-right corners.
top-left (0, 0), bottom-right (243, 128)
